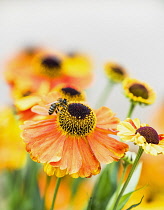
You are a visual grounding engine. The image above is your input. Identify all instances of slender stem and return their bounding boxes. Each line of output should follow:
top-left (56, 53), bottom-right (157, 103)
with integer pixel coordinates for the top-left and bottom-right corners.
top-left (95, 80), bottom-right (115, 108)
top-left (50, 177), bottom-right (62, 210)
top-left (42, 175), bottom-right (51, 210)
top-left (112, 147), bottom-right (144, 210)
top-left (126, 102), bottom-right (136, 118)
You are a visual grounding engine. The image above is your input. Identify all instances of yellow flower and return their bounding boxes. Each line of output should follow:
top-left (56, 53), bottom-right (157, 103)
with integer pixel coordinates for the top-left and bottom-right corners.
top-left (104, 62), bottom-right (128, 83)
top-left (21, 93), bottom-right (128, 178)
top-left (62, 52), bottom-right (93, 89)
top-left (123, 78), bottom-right (156, 105)
top-left (0, 107), bottom-right (27, 170)
top-left (117, 118), bottom-right (164, 156)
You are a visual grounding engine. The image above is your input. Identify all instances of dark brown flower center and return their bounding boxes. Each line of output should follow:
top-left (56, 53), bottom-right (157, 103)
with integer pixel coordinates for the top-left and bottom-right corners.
top-left (58, 103), bottom-right (96, 136)
top-left (136, 126), bottom-right (159, 144)
top-left (68, 103), bottom-right (90, 119)
top-left (41, 56), bottom-right (61, 69)
top-left (112, 66), bottom-right (124, 75)
top-left (61, 87), bottom-right (80, 96)
top-left (129, 83), bottom-right (149, 99)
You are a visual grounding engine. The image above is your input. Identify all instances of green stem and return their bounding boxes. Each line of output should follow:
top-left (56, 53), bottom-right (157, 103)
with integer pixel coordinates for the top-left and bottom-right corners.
top-left (95, 80), bottom-right (115, 108)
top-left (50, 177), bottom-right (62, 210)
top-left (112, 147), bottom-right (144, 210)
top-left (126, 102), bottom-right (136, 118)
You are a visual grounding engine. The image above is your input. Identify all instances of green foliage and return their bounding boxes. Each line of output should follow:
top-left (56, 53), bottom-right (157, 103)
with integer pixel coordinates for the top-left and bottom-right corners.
top-left (86, 162), bottom-right (119, 210)
top-left (125, 196), bottom-right (144, 210)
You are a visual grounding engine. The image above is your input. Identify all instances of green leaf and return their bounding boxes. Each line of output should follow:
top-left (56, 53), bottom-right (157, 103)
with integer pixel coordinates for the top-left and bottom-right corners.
top-left (106, 162), bottom-right (142, 210)
top-left (125, 196), bottom-right (144, 210)
top-left (86, 162), bottom-right (119, 210)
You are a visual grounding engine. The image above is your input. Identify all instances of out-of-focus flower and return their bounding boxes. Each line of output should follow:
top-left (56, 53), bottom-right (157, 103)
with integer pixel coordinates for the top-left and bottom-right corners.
top-left (21, 93), bottom-right (128, 178)
top-left (4, 46), bottom-right (44, 88)
top-left (117, 118), bottom-right (164, 155)
top-left (15, 84), bottom-right (86, 121)
top-left (123, 154), bottom-right (164, 210)
top-left (104, 62), bottom-right (128, 83)
top-left (123, 78), bottom-right (156, 105)
top-left (62, 52), bottom-right (93, 89)
top-left (38, 172), bottom-right (92, 210)
top-left (0, 107), bottom-right (27, 170)
top-left (51, 84), bottom-right (86, 102)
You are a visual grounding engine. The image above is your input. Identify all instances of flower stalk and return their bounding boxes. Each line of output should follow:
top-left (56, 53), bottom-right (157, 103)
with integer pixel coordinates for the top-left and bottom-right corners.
top-left (50, 177), bottom-right (62, 210)
top-left (112, 146), bottom-right (144, 210)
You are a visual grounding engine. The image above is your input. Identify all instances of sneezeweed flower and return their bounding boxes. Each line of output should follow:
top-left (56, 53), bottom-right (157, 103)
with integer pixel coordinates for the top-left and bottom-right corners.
top-left (4, 46), bottom-right (44, 88)
top-left (61, 52), bottom-right (94, 89)
top-left (104, 61), bottom-right (128, 83)
top-left (0, 106), bottom-right (27, 170)
top-left (21, 93), bottom-right (128, 178)
top-left (51, 84), bottom-right (86, 102)
top-left (123, 77), bottom-right (156, 105)
top-left (13, 82), bottom-right (50, 121)
top-left (117, 118), bottom-right (164, 156)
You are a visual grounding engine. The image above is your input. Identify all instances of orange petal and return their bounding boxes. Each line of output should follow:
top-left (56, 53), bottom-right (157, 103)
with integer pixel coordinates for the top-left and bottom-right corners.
top-left (21, 118), bottom-right (65, 163)
top-left (87, 129), bottom-right (128, 164)
top-left (95, 106), bottom-right (120, 131)
top-left (74, 137), bottom-right (100, 178)
top-left (55, 137), bottom-right (82, 174)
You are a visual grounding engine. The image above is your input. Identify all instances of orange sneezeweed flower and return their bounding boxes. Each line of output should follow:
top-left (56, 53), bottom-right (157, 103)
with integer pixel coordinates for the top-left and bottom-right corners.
top-left (0, 106), bottom-right (27, 170)
top-left (15, 84), bottom-right (86, 122)
top-left (21, 93), bottom-right (128, 178)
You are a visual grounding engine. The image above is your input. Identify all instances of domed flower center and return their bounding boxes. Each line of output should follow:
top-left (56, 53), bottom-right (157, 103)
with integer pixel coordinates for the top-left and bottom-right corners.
top-left (41, 56), bottom-right (61, 69)
top-left (129, 83), bottom-right (149, 99)
top-left (136, 126), bottom-right (159, 144)
top-left (61, 87), bottom-right (80, 96)
top-left (112, 66), bottom-right (124, 75)
top-left (58, 103), bottom-right (96, 136)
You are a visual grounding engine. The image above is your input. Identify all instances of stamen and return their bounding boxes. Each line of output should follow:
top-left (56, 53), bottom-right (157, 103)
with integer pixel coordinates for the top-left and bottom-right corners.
top-left (129, 83), bottom-right (149, 99)
top-left (58, 103), bottom-right (96, 136)
top-left (136, 126), bottom-right (159, 144)
top-left (61, 87), bottom-right (80, 96)
top-left (41, 56), bottom-right (61, 69)
top-left (112, 66), bottom-right (124, 75)
top-left (68, 103), bottom-right (90, 119)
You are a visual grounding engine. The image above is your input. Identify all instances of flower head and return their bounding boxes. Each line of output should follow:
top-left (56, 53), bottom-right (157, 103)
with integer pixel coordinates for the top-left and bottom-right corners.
top-left (51, 84), bottom-right (86, 102)
top-left (117, 118), bottom-right (164, 155)
top-left (104, 62), bottom-right (128, 83)
top-left (21, 94), bottom-right (128, 178)
top-left (123, 78), bottom-right (156, 105)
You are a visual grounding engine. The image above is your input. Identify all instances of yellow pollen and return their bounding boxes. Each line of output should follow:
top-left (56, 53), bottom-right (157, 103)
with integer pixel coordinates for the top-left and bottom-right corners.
top-left (57, 103), bottom-right (96, 136)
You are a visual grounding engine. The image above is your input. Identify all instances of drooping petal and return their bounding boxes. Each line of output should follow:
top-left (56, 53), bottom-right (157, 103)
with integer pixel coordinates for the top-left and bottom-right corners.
top-left (87, 128), bottom-right (128, 163)
top-left (21, 118), bottom-right (65, 163)
top-left (95, 106), bottom-right (120, 132)
top-left (51, 137), bottom-right (82, 175)
top-left (71, 137), bottom-right (100, 178)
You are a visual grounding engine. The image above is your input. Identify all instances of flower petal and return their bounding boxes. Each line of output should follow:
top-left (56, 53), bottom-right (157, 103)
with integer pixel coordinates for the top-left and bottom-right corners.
top-left (88, 128), bottom-right (128, 163)
top-left (72, 137), bottom-right (100, 178)
top-left (95, 106), bottom-right (119, 132)
top-left (21, 118), bottom-right (65, 162)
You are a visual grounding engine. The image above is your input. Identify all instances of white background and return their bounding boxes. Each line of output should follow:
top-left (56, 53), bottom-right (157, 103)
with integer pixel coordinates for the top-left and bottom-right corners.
top-left (0, 0), bottom-right (164, 123)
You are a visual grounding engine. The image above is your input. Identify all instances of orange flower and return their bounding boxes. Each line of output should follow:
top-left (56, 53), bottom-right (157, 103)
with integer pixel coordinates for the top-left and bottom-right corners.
top-left (21, 93), bottom-right (128, 178)
top-left (4, 48), bottom-right (93, 96)
top-left (15, 84), bottom-right (86, 122)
